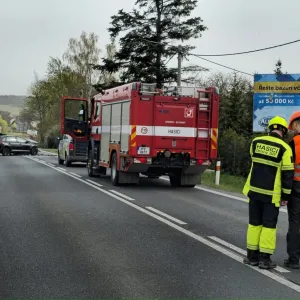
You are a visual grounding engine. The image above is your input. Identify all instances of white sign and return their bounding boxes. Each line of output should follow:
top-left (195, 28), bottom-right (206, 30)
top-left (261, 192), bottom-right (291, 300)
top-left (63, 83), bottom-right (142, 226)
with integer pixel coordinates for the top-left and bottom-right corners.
top-left (141, 127), bottom-right (148, 134)
top-left (137, 147), bottom-right (150, 155)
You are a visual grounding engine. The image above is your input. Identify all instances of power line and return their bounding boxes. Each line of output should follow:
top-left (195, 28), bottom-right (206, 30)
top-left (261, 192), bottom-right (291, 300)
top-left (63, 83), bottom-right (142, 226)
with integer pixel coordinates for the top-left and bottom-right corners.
top-left (190, 54), bottom-right (253, 76)
top-left (190, 38), bottom-right (300, 57)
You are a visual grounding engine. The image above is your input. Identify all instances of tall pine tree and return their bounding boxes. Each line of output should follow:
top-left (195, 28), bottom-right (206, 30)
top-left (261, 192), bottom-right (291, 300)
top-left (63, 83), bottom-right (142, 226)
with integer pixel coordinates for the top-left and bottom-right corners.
top-left (94, 0), bottom-right (207, 89)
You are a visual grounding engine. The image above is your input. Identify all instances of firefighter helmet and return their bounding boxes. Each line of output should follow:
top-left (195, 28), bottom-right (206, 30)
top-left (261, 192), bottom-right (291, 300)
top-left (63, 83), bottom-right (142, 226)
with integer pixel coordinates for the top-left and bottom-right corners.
top-left (268, 116), bottom-right (288, 134)
top-left (289, 111), bottom-right (300, 130)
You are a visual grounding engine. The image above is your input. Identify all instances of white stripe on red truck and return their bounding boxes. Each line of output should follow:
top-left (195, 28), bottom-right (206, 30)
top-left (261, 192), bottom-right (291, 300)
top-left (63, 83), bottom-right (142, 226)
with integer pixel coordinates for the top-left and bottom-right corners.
top-left (91, 125), bottom-right (211, 138)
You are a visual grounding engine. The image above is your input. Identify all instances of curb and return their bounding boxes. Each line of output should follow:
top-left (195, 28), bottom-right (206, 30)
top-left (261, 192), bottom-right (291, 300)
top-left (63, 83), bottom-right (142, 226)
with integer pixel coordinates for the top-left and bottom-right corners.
top-left (38, 149), bottom-right (58, 156)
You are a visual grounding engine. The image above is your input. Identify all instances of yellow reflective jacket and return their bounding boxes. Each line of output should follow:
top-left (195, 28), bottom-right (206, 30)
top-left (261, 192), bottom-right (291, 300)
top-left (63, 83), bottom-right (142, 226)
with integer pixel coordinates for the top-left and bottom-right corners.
top-left (243, 132), bottom-right (294, 207)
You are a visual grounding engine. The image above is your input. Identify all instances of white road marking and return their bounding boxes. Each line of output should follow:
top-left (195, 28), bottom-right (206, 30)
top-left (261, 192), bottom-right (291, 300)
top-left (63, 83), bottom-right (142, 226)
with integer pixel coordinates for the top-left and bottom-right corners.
top-left (69, 172), bottom-right (82, 178)
top-left (159, 176), bottom-right (288, 214)
top-left (47, 163), bottom-right (55, 167)
top-left (56, 167), bottom-right (67, 172)
top-left (24, 155), bottom-right (300, 293)
top-left (85, 179), bottom-right (103, 187)
top-left (208, 236), bottom-right (290, 273)
top-left (146, 207), bottom-right (187, 226)
top-left (109, 190), bottom-right (135, 201)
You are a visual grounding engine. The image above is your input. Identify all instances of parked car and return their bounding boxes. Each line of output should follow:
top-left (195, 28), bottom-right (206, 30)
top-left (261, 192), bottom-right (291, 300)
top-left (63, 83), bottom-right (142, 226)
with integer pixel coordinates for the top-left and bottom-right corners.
top-left (58, 134), bottom-right (87, 166)
top-left (0, 135), bottom-right (39, 156)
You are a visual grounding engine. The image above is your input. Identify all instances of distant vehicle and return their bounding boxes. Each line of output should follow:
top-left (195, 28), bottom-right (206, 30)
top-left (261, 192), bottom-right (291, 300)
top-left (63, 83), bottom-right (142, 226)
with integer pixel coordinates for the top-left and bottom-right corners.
top-left (57, 134), bottom-right (87, 166)
top-left (0, 135), bottom-right (39, 156)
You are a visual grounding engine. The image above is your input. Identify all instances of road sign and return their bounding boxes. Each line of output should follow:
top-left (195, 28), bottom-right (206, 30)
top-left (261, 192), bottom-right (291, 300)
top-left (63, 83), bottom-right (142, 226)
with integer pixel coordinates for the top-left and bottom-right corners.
top-left (253, 74), bottom-right (300, 132)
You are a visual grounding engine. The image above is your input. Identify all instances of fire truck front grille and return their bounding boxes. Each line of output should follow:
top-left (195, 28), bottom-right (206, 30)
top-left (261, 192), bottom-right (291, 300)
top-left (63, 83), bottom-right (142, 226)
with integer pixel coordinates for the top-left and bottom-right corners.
top-left (74, 141), bottom-right (88, 156)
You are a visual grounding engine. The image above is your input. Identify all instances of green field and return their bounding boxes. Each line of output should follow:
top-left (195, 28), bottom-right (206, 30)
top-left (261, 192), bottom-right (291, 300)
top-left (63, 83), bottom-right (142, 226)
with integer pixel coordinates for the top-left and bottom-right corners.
top-left (201, 171), bottom-right (246, 194)
top-left (0, 104), bottom-right (21, 115)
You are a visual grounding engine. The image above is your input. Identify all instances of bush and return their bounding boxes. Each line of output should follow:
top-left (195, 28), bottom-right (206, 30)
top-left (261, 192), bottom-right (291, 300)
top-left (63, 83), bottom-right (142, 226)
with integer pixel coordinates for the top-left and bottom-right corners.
top-left (218, 129), bottom-right (262, 177)
top-left (43, 125), bottom-right (60, 149)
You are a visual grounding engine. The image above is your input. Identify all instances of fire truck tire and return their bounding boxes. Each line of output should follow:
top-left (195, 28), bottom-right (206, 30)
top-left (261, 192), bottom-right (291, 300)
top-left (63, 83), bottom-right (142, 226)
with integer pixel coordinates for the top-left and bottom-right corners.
top-left (111, 152), bottom-right (119, 186)
top-left (87, 150), bottom-right (95, 177)
top-left (169, 173), bottom-right (196, 188)
top-left (169, 174), bottom-right (181, 187)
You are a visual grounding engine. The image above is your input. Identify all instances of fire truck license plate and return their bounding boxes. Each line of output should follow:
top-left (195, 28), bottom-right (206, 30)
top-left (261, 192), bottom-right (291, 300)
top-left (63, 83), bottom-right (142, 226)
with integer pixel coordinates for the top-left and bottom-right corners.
top-left (137, 147), bottom-right (150, 155)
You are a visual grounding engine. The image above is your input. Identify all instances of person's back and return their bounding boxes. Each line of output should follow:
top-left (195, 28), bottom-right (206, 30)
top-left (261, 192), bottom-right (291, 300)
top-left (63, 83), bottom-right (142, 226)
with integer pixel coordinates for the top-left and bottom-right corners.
top-left (243, 116), bottom-right (294, 269)
top-left (243, 132), bottom-right (293, 207)
top-left (284, 112), bottom-right (300, 269)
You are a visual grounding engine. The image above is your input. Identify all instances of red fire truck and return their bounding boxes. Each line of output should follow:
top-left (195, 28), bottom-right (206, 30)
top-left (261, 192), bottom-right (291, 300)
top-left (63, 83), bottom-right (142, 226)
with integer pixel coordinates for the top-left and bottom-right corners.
top-left (60, 82), bottom-right (219, 187)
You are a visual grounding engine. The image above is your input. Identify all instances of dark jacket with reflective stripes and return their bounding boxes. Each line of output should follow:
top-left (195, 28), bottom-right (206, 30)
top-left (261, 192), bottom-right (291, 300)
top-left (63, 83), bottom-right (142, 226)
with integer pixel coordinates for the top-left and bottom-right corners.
top-left (243, 132), bottom-right (294, 207)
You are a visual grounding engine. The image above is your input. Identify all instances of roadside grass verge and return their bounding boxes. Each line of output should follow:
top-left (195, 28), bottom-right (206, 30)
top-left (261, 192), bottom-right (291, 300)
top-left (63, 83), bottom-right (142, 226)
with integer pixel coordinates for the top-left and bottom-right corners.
top-left (201, 171), bottom-right (246, 194)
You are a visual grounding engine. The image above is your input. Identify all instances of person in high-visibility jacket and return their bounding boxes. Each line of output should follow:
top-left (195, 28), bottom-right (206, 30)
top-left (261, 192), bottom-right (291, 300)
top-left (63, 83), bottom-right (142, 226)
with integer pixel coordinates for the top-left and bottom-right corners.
top-left (243, 116), bottom-right (294, 269)
top-left (284, 111), bottom-right (300, 269)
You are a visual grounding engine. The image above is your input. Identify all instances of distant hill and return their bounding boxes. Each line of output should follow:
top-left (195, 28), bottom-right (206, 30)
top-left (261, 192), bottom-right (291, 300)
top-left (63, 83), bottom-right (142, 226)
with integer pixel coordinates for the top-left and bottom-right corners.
top-left (0, 95), bottom-right (27, 116)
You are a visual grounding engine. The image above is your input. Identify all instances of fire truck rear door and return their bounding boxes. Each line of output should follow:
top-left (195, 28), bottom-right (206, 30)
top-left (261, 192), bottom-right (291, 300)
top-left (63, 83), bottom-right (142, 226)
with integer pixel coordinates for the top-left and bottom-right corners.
top-left (61, 97), bottom-right (89, 140)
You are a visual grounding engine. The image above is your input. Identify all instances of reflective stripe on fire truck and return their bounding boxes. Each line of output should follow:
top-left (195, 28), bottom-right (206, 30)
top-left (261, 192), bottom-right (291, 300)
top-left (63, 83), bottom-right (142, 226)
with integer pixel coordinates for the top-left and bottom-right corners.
top-left (136, 126), bottom-right (196, 137)
top-left (211, 128), bottom-right (218, 150)
top-left (130, 125), bottom-right (137, 147)
top-left (91, 125), bottom-right (204, 138)
top-left (91, 126), bottom-right (101, 134)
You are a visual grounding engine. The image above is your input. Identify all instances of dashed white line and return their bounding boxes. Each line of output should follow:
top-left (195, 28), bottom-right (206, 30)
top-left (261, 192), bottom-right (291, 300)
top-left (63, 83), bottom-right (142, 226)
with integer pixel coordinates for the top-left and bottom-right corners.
top-left (109, 190), bottom-right (135, 201)
top-left (208, 236), bottom-right (290, 273)
top-left (146, 207), bottom-right (187, 226)
top-left (56, 167), bottom-right (67, 172)
top-left (85, 179), bottom-right (103, 187)
top-left (24, 155), bottom-right (300, 293)
top-left (69, 172), bottom-right (82, 178)
top-left (47, 163), bottom-right (55, 167)
top-left (159, 176), bottom-right (288, 214)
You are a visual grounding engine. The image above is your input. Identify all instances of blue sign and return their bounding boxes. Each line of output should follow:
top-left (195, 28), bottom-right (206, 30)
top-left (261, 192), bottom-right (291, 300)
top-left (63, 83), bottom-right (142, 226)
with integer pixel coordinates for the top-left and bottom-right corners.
top-left (253, 74), bottom-right (300, 132)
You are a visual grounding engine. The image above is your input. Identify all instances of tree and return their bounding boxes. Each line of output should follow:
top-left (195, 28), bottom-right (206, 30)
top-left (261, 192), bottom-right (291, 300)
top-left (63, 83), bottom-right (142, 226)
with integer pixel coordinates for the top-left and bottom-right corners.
top-left (63, 31), bottom-right (101, 96)
top-left (274, 59), bottom-right (283, 75)
top-left (95, 0), bottom-right (207, 88)
top-left (0, 115), bottom-right (8, 134)
top-left (101, 43), bottom-right (118, 86)
top-left (22, 73), bottom-right (52, 143)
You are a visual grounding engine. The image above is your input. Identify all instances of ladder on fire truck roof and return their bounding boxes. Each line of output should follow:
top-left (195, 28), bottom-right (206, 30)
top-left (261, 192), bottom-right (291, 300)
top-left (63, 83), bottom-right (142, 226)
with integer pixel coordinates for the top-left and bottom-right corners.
top-left (139, 82), bottom-right (210, 98)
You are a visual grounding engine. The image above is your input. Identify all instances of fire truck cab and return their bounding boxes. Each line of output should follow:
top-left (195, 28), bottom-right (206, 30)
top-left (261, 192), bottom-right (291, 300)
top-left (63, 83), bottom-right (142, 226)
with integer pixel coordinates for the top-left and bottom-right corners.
top-left (60, 82), bottom-right (219, 187)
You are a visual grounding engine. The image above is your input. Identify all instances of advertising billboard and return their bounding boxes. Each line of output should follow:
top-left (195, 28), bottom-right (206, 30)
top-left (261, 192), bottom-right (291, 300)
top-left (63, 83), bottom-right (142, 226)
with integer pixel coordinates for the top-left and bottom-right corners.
top-left (253, 74), bottom-right (300, 132)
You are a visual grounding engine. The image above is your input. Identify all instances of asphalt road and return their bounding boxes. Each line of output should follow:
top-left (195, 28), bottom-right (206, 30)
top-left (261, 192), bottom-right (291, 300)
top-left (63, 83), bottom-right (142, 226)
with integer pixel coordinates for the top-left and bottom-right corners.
top-left (1, 153), bottom-right (300, 298)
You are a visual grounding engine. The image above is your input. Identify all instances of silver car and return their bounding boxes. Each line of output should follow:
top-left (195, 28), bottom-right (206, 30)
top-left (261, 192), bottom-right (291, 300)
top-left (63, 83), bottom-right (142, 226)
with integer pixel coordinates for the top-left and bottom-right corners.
top-left (57, 134), bottom-right (87, 166)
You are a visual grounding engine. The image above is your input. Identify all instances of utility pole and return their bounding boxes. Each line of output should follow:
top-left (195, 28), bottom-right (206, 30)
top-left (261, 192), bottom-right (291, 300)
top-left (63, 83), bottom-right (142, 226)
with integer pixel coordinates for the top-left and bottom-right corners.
top-left (177, 45), bottom-right (182, 89)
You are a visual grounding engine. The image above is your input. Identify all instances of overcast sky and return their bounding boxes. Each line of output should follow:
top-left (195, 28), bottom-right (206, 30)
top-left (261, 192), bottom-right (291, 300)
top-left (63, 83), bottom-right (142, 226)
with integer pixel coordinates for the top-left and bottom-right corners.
top-left (1, 0), bottom-right (299, 95)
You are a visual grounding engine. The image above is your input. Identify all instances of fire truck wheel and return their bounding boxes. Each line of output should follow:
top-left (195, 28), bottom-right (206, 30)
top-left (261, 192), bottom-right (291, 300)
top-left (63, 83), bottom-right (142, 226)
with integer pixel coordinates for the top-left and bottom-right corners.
top-left (169, 174), bottom-right (181, 187)
top-left (111, 152), bottom-right (119, 186)
top-left (169, 174), bottom-right (196, 188)
top-left (87, 150), bottom-right (95, 177)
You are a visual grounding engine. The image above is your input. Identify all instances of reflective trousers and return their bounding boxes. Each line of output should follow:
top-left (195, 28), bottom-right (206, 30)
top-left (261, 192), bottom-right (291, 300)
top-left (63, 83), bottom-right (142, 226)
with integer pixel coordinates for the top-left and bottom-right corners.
top-left (287, 181), bottom-right (300, 261)
top-left (247, 197), bottom-right (279, 255)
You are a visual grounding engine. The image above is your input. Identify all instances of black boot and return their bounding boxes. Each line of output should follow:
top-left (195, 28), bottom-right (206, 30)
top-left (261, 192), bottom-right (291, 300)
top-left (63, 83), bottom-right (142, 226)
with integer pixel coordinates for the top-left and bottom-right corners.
top-left (284, 257), bottom-right (300, 269)
top-left (259, 253), bottom-right (277, 270)
top-left (243, 249), bottom-right (259, 266)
